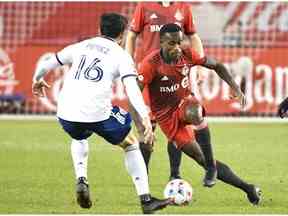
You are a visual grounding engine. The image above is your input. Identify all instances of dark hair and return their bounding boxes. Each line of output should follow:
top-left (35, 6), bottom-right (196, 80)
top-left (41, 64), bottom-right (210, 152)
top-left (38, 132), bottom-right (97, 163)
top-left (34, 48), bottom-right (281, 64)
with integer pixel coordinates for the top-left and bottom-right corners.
top-left (159, 23), bottom-right (182, 38)
top-left (100, 13), bottom-right (128, 38)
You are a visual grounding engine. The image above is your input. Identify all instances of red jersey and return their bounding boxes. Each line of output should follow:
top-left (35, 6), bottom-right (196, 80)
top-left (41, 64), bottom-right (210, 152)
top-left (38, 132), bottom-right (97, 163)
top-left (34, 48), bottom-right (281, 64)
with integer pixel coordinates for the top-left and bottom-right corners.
top-left (138, 48), bottom-right (205, 122)
top-left (130, 2), bottom-right (196, 64)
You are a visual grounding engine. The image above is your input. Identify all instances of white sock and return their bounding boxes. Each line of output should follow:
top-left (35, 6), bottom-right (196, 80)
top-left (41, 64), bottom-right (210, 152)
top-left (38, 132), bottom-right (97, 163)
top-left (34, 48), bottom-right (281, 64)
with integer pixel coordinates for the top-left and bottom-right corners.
top-left (71, 139), bottom-right (89, 180)
top-left (124, 144), bottom-right (150, 195)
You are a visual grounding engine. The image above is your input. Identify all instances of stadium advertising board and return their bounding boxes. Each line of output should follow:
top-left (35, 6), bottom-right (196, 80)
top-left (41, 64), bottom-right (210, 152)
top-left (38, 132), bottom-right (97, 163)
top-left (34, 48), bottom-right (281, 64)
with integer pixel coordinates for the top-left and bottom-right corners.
top-left (1, 46), bottom-right (287, 115)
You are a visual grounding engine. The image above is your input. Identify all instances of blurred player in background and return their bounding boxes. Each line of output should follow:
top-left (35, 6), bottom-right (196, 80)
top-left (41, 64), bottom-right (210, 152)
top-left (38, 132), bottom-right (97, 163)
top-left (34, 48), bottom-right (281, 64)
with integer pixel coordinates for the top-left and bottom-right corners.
top-left (126, 1), bottom-right (217, 186)
top-left (137, 23), bottom-right (261, 205)
top-left (32, 13), bottom-right (171, 214)
top-left (278, 97), bottom-right (288, 118)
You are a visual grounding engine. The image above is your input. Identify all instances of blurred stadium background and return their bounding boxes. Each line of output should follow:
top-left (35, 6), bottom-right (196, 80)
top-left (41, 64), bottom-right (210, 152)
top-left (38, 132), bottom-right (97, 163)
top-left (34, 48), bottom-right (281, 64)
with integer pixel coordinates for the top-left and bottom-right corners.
top-left (0, 1), bottom-right (287, 116)
top-left (1, 2), bottom-right (288, 214)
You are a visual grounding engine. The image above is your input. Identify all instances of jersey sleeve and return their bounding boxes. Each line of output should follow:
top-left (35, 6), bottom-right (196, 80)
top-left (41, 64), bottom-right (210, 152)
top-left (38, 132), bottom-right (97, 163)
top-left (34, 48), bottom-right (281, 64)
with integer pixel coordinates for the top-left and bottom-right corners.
top-left (129, 3), bottom-right (145, 33)
top-left (192, 49), bottom-right (206, 65)
top-left (138, 58), bottom-right (155, 85)
top-left (183, 3), bottom-right (196, 35)
top-left (118, 51), bottom-right (138, 80)
top-left (56, 44), bottom-right (76, 65)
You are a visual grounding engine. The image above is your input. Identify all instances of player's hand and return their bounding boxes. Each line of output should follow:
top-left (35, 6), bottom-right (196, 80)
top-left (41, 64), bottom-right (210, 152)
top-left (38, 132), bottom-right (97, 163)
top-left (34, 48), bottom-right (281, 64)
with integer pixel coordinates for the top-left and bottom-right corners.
top-left (278, 97), bottom-right (288, 118)
top-left (32, 79), bottom-right (50, 97)
top-left (196, 67), bottom-right (205, 86)
top-left (142, 116), bottom-right (154, 149)
top-left (230, 88), bottom-right (247, 110)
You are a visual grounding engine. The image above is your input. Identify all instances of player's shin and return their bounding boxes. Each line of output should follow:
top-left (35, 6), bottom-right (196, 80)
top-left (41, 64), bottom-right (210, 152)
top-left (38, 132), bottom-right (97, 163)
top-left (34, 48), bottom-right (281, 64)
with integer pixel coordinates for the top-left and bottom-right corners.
top-left (185, 104), bottom-right (216, 172)
top-left (71, 139), bottom-right (89, 179)
top-left (123, 131), bottom-right (171, 213)
top-left (124, 143), bottom-right (172, 213)
top-left (192, 120), bottom-right (217, 187)
top-left (167, 141), bottom-right (182, 180)
top-left (124, 143), bottom-right (150, 196)
top-left (194, 125), bottom-right (216, 170)
top-left (71, 139), bottom-right (92, 208)
top-left (215, 160), bottom-right (262, 204)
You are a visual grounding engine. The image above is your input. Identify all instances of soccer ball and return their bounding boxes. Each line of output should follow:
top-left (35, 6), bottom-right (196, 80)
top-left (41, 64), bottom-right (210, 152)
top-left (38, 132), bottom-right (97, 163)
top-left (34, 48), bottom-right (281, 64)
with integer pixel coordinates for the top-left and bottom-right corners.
top-left (163, 179), bottom-right (193, 205)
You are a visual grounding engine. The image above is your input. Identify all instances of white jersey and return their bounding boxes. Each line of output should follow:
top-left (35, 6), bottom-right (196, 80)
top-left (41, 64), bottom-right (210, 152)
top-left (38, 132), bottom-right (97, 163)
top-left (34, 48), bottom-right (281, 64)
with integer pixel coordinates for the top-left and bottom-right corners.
top-left (56, 37), bottom-right (137, 122)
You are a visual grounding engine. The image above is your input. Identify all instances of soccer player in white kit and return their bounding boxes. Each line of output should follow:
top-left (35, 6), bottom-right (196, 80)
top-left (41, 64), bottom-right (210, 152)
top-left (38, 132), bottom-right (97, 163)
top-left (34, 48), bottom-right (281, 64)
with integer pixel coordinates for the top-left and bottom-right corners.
top-left (32, 13), bottom-right (171, 214)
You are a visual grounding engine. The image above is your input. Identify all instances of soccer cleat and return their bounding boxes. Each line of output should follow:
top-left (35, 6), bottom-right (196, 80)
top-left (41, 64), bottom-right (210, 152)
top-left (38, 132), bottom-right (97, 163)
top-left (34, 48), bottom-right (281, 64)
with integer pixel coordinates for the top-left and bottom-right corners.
top-left (141, 196), bottom-right (172, 214)
top-left (203, 167), bottom-right (217, 187)
top-left (76, 177), bottom-right (92, 209)
top-left (246, 185), bottom-right (262, 205)
top-left (169, 174), bottom-right (182, 181)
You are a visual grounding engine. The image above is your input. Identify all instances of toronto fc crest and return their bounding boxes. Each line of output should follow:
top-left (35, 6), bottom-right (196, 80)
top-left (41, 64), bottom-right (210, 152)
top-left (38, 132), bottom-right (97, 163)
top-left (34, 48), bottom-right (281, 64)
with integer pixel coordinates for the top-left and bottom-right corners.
top-left (174, 9), bottom-right (184, 21)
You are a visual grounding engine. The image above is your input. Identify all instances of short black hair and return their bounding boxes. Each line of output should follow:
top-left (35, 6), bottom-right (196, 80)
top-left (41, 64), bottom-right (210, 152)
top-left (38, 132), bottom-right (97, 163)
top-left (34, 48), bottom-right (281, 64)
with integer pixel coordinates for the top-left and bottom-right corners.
top-left (100, 13), bottom-right (128, 38)
top-left (159, 23), bottom-right (182, 38)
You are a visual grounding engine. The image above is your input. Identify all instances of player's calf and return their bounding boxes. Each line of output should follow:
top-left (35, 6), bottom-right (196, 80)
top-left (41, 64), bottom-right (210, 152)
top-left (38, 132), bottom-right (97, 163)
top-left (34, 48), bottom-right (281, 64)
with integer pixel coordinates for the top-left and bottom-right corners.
top-left (139, 141), bottom-right (153, 172)
top-left (121, 142), bottom-right (171, 213)
top-left (167, 141), bottom-right (182, 181)
top-left (183, 103), bottom-right (217, 187)
top-left (194, 127), bottom-right (217, 187)
top-left (181, 141), bottom-right (217, 187)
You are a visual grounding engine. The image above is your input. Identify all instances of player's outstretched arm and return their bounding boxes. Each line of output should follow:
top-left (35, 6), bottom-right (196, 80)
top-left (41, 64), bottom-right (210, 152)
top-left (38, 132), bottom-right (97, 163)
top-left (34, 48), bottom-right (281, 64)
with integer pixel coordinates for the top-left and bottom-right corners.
top-left (203, 57), bottom-right (246, 109)
top-left (278, 97), bottom-right (288, 118)
top-left (32, 54), bottom-right (61, 97)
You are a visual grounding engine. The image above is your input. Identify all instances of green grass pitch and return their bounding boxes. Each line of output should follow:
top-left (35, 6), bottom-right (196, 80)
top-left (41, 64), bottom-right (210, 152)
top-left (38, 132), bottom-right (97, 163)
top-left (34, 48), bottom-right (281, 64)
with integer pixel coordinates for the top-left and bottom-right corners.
top-left (0, 120), bottom-right (287, 214)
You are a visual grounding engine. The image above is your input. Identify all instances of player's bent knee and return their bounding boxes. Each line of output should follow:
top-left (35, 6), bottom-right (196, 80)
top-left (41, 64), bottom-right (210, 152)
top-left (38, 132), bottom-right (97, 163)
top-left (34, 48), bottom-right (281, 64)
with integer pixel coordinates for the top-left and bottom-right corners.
top-left (124, 143), bottom-right (139, 152)
top-left (181, 141), bottom-right (206, 167)
top-left (185, 104), bottom-right (203, 125)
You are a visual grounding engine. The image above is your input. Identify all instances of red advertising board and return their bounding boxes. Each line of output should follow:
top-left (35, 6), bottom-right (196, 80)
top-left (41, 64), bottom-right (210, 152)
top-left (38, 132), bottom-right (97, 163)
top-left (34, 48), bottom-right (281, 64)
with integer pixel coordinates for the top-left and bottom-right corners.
top-left (1, 46), bottom-right (287, 115)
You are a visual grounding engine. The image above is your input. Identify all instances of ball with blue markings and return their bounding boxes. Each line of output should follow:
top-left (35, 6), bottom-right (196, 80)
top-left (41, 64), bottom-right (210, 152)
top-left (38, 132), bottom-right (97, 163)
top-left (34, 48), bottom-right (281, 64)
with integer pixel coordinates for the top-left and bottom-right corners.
top-left (163, 179), bottom-right (193, 205)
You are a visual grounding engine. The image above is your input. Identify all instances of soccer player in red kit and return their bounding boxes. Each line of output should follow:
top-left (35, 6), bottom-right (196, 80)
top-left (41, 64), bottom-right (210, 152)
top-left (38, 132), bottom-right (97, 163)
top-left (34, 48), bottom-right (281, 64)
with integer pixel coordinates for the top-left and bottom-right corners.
top-left (137, 23), bottom-right (262, 205)
top-left (126, 1), bottom-right (214, 184)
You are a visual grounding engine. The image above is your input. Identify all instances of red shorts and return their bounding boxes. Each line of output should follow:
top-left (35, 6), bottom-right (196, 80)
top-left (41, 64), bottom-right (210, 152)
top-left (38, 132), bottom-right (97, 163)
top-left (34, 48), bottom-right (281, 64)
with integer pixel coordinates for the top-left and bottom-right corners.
top-left (156, 96), bottom-right (203, 149)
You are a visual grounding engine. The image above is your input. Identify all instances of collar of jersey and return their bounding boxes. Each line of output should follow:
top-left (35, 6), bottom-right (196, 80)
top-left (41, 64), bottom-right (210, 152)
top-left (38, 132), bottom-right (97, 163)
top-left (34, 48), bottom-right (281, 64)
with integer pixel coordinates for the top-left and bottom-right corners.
top-left (101, 36), bottom-right (117, 43)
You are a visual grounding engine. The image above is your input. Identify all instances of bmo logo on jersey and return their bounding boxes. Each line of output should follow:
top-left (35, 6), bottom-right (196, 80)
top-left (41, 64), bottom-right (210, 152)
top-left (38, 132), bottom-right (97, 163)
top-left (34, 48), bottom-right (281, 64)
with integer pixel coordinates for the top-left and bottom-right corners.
top-left (150, 22), bottom-right (182, 32)
top-left (160, 76), bottom-right (189, 93)
top-left (150, 25), bottom-right (163, 32)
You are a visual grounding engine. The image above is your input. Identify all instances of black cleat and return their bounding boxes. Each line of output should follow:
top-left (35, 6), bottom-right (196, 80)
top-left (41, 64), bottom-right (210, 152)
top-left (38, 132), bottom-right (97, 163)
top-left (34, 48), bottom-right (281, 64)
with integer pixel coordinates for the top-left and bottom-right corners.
top-left (76, 177), bottom-right (92, 209)
top-left (246, 184), bottom-right (262, 205)
top-left (203, 167), bottom-right (217, 187)
top-left (141, 196), bottom-right (172, 214)
top-left (169, 174), bottom-right (182, 181)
